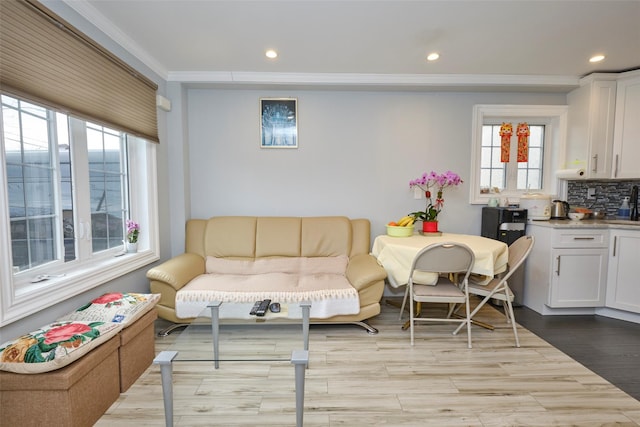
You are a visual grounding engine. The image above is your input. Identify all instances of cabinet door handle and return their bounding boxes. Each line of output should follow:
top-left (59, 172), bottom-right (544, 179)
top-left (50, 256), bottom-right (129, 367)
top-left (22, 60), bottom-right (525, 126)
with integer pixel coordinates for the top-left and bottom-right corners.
top-left (573, 237), bottom-right (595, 240)
top-left (592, 154), bottom-right (598, 173)
top-left (555, 256), bottom-right (561, 276)
top-left (614, 154), bottom-right (619, 177)
top-left (612, 236), bottom-right (617, 257)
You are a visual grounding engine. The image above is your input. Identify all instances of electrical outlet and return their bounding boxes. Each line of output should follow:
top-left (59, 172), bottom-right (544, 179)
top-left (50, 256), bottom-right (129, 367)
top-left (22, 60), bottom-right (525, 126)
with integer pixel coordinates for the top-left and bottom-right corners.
top-left (587, 187), bottom-right (596, 199)
top-left (413, 186), bottom-right (422, 199)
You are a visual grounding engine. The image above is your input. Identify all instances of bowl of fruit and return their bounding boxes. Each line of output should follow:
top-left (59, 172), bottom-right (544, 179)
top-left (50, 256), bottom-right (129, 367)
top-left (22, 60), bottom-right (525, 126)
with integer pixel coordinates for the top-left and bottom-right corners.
top-left (386, 216), bottom-right (415, 237)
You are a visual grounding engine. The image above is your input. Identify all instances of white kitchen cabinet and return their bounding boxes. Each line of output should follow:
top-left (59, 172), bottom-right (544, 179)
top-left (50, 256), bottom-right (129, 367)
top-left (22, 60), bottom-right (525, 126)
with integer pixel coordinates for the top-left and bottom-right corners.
top-left (612, 71), bottom-right (640, 178)
top-left (548, 247), bottom-right (608, 307)
top-left (524, 224), bottom-right (608, 312)
top-left (565, 75), bottom-right (617, 179)
top-left (547, 228), bottom-right (609, 308)
top-left (606, 229), bottom-right (640, 313)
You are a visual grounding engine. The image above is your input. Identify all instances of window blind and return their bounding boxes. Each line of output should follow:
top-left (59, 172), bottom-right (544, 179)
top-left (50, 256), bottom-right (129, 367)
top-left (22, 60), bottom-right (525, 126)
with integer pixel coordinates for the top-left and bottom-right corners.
top-left (0, 0), bottom-right (159, 143)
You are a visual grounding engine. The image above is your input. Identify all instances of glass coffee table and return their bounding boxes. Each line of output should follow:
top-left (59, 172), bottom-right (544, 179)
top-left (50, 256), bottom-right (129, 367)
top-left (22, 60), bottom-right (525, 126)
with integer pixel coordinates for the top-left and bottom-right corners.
top-left (153, 301), bottom-right (311, 427)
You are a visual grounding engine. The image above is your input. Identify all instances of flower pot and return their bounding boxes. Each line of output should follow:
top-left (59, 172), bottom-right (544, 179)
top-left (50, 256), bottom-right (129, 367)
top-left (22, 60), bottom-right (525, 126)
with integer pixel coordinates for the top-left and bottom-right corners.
top-left (422, 221), bottom-right (439, 233)
top-left (125, 242), bottom-right (138, 253)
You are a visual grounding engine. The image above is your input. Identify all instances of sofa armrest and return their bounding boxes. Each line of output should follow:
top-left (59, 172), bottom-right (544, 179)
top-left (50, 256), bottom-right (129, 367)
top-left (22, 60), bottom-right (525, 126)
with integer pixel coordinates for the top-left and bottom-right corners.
top-left (346, 253), bottom-right (387, 291)
top-left (146, 253), bottom-right (205, 291)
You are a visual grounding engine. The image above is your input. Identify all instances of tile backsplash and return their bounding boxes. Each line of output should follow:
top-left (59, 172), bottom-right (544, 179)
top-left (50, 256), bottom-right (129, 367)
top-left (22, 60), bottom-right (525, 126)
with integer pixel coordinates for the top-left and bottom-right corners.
top-left (567, 180), bottom-right (640, 217)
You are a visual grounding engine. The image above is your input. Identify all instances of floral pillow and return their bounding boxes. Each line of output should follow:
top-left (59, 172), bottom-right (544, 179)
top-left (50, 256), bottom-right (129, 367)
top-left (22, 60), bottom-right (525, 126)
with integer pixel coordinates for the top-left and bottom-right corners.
top-left (0, 320), bottom-right (122, 374)
top-left (57, 292), bottom-right (160, 325)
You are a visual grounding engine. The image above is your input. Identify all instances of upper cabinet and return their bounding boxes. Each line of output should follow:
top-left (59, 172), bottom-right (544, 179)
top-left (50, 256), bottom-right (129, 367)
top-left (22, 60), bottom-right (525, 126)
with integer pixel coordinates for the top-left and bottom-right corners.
top-left (565, 74), bottom-right (617, 179)
top-left (612, 70), bottom-right (640, 179)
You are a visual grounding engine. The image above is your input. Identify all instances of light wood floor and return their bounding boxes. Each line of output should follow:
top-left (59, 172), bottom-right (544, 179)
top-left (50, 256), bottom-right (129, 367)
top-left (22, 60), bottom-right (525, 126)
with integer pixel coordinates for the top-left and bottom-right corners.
top-left (97, 299), bottom-right (640, 426)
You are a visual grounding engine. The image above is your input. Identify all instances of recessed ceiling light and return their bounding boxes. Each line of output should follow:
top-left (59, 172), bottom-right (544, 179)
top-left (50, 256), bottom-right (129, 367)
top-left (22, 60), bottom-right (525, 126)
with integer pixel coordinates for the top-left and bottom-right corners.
top-left (589, 54), bottom-right (605, 63)
top-left (426, 52), bottom-right (440, 61)
top-left (265, 49), bottom-right (278, 59)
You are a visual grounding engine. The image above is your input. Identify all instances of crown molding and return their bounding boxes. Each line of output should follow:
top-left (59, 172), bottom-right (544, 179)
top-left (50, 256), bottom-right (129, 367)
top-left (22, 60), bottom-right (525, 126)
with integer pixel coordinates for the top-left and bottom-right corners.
top-left (168, 71), bottom-right (580, 92)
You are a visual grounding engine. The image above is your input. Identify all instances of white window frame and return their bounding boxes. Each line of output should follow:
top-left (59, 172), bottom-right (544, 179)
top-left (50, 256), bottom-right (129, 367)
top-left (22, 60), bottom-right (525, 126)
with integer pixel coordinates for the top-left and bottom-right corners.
top-left (469, 104), bottom-right (568, 205)
top-left (0, 103), bottom-right (159, 327)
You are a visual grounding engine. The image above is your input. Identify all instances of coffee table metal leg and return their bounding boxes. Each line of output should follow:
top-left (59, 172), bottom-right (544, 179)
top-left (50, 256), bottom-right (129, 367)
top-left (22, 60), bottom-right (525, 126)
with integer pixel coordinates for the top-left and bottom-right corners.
top-left (209, 301), bottom-right (221, 369)
top-left (153, 350), bottom-right (178, 427)
top-left (291, 350), bottom-right (308, 427)
top-left (300, 301), bottom-right (311, 351)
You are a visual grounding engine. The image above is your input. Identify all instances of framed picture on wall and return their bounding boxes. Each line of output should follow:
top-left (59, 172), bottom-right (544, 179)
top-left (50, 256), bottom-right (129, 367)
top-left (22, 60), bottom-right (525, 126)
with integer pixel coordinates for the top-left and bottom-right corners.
top-left (260, 98), bottom-right (298, 148)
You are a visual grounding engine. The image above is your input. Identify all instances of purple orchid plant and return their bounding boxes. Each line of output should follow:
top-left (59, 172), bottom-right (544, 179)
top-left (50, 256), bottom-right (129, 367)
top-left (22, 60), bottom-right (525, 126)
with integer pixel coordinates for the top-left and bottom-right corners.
top-left (409, 171), bottom-right (463, 221)
top-left (126, 219), bottom-right (140, 243)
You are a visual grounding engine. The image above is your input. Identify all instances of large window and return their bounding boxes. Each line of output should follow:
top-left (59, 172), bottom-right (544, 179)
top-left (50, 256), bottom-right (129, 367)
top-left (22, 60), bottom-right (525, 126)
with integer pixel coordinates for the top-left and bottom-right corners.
top-left (470, 105), bottom-right (568, 204)
top-left (4, 95), bottom-right (131, 271)
top-left (0, 94), bottom-right (159, 326)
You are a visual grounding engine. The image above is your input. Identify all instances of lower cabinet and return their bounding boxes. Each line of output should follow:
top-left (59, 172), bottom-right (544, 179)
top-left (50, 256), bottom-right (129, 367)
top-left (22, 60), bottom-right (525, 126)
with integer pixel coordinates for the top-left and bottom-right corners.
top-left (548, 247), bottom-right (608, 307)
top-left (524, 224), bottom-right (609, 312)
top-left (606, 229), bottom-right (640, 313)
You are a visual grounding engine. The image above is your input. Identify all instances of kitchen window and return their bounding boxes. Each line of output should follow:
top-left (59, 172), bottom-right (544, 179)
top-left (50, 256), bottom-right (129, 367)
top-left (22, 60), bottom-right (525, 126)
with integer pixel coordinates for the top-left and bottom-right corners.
top-left (0, 94), bottom-right (159, 326)
top-left (480, 123), bottom-right (546, 192)
top-left (469, 104), bottom-right (568, 204)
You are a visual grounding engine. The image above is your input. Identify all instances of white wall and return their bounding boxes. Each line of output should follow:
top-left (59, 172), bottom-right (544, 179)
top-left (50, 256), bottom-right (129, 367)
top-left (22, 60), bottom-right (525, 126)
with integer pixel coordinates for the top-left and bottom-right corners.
top-left (185, 89), bottom-right (566, 238)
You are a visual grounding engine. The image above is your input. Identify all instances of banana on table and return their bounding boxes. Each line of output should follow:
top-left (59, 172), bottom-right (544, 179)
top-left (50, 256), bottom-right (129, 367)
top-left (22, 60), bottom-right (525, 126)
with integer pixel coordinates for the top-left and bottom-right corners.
top-left (396, 216), bottom-right (415, 227)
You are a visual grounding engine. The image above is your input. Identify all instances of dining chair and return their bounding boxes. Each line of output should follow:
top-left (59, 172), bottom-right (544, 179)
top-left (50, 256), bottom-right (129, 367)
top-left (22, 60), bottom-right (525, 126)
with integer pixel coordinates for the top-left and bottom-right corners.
top-left (402, 242), bottom-right (475, 347)
top-left (453, 235), bottom-right (534, 347)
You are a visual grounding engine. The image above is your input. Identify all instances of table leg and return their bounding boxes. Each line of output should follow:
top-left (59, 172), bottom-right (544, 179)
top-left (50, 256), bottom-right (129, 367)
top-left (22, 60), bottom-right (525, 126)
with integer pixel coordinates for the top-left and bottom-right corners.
top-left (153, 351), bottom-right (178, 427)
top-left (209, 301), bottom-right (221, 369)
top-left (291, 350), bottom-right (308, 427)
top-left (385, 298), bottom-right (403, 309)
top-left (451, 312), bottom-right (495, 330)
top-left (300, 301), bottom-right (310, 352)
top-left (402, 302), bottom-right (422, 330)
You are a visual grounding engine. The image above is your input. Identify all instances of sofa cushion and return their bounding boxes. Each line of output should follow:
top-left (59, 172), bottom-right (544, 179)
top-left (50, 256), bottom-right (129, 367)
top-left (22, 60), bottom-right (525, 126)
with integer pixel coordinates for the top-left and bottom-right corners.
top-left (255, 217), bottom-right (302, 257)
top-left (57, 292), bottom-right (160, 325)
top-left (177, 256), bottom-right (359, 319)
top-left (300, 216), bottom-right (352, 257)
top-left (205, 216), bottom-right (258, 257)
top-left (0, 321), bottom-right (122, 374)
top-left (176, 272), bottom-right (359, 319)
top-left (206, 255), bottom-right (348, 275)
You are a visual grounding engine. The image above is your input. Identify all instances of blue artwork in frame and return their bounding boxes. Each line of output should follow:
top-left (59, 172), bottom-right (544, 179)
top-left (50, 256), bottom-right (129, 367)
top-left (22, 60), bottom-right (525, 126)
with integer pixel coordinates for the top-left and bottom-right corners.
top-left (260, 98), bottom-right (298, 148)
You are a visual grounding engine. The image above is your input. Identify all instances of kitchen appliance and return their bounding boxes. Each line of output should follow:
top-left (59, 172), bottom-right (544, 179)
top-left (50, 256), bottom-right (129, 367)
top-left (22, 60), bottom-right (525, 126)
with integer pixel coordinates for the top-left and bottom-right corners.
top-left (520, 193), bottom-right (551, 220)
top-left (481, 207), bottom-right (527, 305)
top-left (550, 200), bottom-right (570, 219)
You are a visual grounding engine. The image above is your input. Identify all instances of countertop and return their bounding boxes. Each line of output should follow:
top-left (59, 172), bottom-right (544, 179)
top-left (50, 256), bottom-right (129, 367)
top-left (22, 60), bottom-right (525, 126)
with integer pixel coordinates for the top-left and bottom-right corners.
top-left (528, 219), bottom-right (640, 230)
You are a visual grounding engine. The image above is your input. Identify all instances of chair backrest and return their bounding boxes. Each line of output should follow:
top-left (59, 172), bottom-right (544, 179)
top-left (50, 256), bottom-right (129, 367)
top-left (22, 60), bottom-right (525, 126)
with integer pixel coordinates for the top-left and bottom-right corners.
top-left (504, 235), bottom-right (535, 279)
top-left (410, 242), bottom-right (475, 279)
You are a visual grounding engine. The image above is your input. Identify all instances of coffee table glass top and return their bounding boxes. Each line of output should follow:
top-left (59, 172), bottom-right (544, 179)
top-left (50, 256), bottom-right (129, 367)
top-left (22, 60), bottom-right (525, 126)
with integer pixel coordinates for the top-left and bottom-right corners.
top-left (167, 301), bottom-right (310, 363)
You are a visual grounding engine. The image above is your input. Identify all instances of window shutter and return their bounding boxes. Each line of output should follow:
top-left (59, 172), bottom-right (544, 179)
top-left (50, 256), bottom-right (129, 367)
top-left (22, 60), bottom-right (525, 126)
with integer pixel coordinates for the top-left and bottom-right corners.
top-left (0, 0), bottom-right (159, 143)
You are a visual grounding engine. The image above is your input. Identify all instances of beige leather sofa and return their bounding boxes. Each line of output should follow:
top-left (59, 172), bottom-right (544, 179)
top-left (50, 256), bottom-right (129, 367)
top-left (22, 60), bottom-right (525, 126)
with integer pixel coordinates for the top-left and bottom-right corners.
top-left (147, 216), bottom-right (387, 334)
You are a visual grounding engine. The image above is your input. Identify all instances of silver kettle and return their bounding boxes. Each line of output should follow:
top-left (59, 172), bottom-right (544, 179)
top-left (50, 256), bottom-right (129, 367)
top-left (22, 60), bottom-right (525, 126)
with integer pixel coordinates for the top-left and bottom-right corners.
top-left (551, 200), bottom-right (570, 219)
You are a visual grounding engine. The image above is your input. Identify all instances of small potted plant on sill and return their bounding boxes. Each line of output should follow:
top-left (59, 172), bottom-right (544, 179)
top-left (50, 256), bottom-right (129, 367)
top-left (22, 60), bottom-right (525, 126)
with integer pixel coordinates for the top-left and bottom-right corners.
top-left (408, 170), bottom-right (463, 233)
top-left (125, 219), bottom-right (140, 253)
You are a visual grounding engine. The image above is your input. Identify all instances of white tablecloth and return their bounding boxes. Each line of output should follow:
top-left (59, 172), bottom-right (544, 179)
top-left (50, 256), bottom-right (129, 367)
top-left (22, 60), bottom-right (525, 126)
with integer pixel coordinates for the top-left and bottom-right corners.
top-left (371, 233), bottom-right (508, 287)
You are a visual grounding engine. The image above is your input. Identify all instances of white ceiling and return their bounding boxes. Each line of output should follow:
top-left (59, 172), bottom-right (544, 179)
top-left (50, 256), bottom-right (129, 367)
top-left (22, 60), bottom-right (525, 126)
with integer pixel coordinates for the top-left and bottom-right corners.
top-left (62, 0), bottom-right (640, 91)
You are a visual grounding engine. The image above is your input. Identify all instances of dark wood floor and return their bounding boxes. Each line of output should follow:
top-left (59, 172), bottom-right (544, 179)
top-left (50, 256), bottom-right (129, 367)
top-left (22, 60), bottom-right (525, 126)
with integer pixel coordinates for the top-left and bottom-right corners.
top-left (514, 306), bottom-right (640, 401)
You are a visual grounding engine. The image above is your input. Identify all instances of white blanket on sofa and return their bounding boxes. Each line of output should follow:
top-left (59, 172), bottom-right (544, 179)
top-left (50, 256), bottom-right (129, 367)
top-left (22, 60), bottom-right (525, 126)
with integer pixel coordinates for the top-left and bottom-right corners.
top-left (175, 256), bottom-right (360, 319)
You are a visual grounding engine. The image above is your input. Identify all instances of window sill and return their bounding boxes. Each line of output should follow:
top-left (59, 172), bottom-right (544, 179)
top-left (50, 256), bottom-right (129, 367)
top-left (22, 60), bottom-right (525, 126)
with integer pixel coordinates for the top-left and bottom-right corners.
top-left (471, 193), bottom-right (525, 205)
top-left (0, 249), bottom-right (159, 327)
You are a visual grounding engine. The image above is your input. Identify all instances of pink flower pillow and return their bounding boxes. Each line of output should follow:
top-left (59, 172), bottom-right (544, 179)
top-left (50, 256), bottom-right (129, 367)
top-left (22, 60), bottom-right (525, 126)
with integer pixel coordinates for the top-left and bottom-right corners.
top-left (57, 292), bottom-right (160, 325)
top-left (0, 320), bottom-right (122, 374)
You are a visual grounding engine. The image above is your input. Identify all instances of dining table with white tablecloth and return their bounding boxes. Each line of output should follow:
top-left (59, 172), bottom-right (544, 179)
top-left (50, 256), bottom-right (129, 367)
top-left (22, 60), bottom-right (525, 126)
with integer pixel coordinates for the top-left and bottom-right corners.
top-left (371, 233), bottom-right (509, 288)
